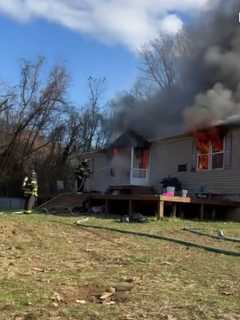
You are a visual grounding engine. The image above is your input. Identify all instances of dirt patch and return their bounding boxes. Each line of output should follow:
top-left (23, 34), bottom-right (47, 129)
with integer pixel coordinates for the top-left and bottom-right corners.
top-left (56, 284), bottom-right (103, 303)
top-left (55, 282), bottom-right (134, 305)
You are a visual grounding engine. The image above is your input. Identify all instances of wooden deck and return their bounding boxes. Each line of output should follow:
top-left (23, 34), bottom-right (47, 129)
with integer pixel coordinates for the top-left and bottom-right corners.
top-left (90, 193), bottom-right (240, 220)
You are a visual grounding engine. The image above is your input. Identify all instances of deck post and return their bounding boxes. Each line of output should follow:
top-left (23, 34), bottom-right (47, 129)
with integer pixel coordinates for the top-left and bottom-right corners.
top-left (105, 199), bottom-right (109, 214)
top-left (200, 204), bottom-right (204, 220)
top-left (211, 207), bottom-right (216, 220)
top-left (128, 200), bottom-right (133, 216)
top-left (156, 200), bottom-right (164, 220)
top-left (172, 203), bottom-right (177, 218)
top-left (179, 206), bottom-right (184, 219)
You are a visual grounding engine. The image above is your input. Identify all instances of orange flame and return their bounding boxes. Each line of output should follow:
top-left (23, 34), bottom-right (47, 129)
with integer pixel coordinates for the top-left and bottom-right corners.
top-left (194, 127), bottom-right (225, 153)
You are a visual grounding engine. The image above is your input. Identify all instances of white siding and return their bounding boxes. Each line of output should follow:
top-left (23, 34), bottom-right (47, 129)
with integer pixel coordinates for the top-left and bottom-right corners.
top-left (85, 153), bottom-right (111, 192)
top-left (86, 148), bottom-right (131, 192)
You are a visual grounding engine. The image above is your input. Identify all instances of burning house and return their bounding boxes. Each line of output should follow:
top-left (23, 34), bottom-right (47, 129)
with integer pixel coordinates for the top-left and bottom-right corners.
top-left (72, 0), bottom-right (240, 219)
top-left (83, 120), bottom-right (237, 198)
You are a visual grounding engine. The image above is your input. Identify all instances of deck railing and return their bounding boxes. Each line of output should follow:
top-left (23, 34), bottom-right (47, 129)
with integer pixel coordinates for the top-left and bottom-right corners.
top-left (131, 168), bottom-right (149, 179)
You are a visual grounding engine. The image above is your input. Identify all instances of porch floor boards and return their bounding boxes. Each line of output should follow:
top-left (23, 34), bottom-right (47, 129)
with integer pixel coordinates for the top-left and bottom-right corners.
top-left (89, 193), bottom-right (240, 220)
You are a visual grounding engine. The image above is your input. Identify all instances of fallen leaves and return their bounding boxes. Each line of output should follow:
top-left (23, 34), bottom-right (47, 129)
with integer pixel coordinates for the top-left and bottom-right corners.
top-left (0, 215), bottom-right (239, 320)
top-left (114, 282), bottom-right (134, 292)
top-left (221, 291), bottom-right (234, 296)
top-left (52, 302), bottom-right (59, 308)
top-left (51, 292), bottom-right (64, 303)
top-left (160, 261), bottom-right (173, 266)
top-left (220, 314), bottom-right (240, 320)
top-left (76, 299), bottom-right (87, 304)
top-left (100, 291), bottom-right (114, 300)
top-left (32, 267), bottom-right (45, 273)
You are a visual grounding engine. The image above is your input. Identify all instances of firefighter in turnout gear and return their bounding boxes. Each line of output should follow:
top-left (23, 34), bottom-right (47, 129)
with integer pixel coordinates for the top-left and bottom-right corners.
top-left (74, 159), bottom-right (91, 192)
top-left (22, 170), bottom-right (38, 214)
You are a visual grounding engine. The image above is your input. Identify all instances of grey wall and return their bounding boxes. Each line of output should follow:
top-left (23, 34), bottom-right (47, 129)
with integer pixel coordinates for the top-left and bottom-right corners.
top-left (150, 127), bottom-right (240, 197)
top-left (85, 148), bottom-right (131, 192)
top-left (85, 127), bottom-right (240, 198)
top-left (0, 197), bottom-right (25, 209)
top-left (85, 153), bottom-right (110, 192)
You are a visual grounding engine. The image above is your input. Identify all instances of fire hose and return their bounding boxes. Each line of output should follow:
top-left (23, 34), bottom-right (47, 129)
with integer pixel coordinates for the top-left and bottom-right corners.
top-left (76, 224), bottom-right (240, 257)
top-left (183, 227), bottom-right (240, 243)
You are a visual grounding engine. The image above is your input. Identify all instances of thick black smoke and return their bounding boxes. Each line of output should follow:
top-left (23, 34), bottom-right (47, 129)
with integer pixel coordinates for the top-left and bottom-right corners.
top-left (109, 0), bottom-right (240, 139)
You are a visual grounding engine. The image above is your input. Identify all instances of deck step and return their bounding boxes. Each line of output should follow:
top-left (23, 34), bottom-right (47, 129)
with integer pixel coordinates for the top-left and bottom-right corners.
top-left (39, 193), bottom-right (90, 210)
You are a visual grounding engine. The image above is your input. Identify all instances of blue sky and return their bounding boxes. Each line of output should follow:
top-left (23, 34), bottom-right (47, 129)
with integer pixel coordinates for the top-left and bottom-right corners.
top-left (0, 15), bottom-right (138, 105)
top-left (0, 0), bottom-right (209, 105)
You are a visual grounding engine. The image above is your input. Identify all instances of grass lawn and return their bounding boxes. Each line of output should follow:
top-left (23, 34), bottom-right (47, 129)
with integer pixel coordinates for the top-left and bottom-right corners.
top-left (0, 212), bottom-right (239, 320)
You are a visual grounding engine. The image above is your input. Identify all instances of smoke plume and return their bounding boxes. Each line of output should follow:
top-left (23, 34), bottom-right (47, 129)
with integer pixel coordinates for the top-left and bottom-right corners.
top-left (110, 0), bottom-right (240, 138)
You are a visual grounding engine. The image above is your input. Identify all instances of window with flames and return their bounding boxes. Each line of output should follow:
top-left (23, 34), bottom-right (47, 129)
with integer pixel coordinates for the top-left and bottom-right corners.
top-left (195, 129), bottom-right (226, 171)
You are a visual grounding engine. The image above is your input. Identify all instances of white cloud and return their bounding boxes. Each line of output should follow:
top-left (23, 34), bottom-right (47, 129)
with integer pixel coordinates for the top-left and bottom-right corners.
top-left (0, 0), bottom-right (211, 51)
top-left (160, 14), bottom-right (183, 35)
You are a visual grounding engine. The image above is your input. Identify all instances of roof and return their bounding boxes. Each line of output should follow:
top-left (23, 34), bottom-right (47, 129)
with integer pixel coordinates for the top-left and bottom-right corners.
top-left (110, 130), bottom-right (150, 149)
top-left (76, 115), bottom-right (240, 157)
top-left (150, 115), bottom-right (240, 143)
top-left (215, 115), bottom-right (240, 128)
top-left (70, 149), bottom-right (107, 161)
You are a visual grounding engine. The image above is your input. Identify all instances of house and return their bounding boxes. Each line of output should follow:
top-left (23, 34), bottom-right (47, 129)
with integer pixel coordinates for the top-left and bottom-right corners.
top-left (82, 120), bottom-right (240, 202)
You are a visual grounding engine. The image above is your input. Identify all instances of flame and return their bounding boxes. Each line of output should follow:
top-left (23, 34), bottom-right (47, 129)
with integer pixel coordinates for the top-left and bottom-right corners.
top-left (112, 148), bottom-right (120, 156)
top-left (138, 149), bottom-right (149, 169)
top-left (193, 127), bottom-right (225, 170)
top-left (194, 127), bottom-right (225, 153)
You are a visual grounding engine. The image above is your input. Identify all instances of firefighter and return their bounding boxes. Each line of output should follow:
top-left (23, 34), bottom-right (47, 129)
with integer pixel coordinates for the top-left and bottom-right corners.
top-left (22, 170), bottom-right (38, 214)
top-left (74, 159), bottom-right (91, 192)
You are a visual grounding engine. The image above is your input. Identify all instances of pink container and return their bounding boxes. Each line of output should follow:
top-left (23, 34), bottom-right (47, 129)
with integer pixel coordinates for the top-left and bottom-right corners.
top-left (162, 192), bottom-right (174, 197)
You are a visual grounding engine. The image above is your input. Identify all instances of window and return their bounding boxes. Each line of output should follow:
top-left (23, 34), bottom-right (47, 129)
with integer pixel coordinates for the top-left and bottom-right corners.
top-left (197, 137), bottom-right (224, 171)
top-left (178, 164), bottom-right (188, 172)
top-left (212, 138), bottom-right (224, 169)
top-left (133, 148), bottom-right (149, 169)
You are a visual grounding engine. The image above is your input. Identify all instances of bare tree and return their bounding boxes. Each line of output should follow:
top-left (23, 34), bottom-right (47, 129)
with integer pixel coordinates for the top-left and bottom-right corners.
top-left (0, 59), bottom-right (110, 196)
top-left (140, 33), bottom-right (191, 91)
top-left (0, 57), bottom-right (69, 174)
top-left (60, 110), bottom-right (82, 164)
top-left (49, 77), bottom-right (108, 167)
top-left (0, 99), bottom-right (9, 113)
top-left (80, 76), bottom-right (106, 152)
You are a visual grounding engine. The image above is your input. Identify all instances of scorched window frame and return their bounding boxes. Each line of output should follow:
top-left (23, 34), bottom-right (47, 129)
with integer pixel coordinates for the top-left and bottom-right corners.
top-left (196, 137), bottom-right (225, 171)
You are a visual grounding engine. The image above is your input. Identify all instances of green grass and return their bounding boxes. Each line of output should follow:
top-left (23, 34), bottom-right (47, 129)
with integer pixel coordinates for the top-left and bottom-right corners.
top-left (0, 212), bottom-right (239, 319)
